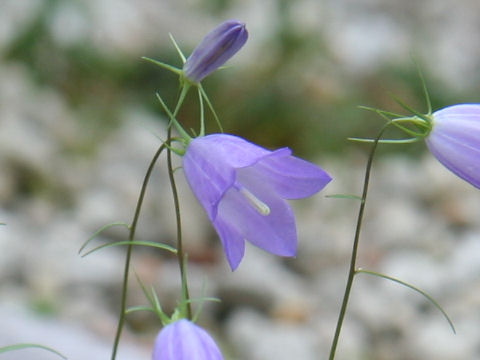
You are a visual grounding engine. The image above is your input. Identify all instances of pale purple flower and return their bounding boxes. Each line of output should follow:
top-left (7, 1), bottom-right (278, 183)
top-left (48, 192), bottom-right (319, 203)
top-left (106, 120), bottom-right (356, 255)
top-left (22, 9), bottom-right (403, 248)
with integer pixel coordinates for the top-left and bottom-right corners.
top-left (425, 104), bottom-right (480, 189)
top-left (182, 134), bottom-right (332, 270)
top-left (152, 319), bottom-right (223, 360)
top-left (183, 20), bottom-right (248, 83)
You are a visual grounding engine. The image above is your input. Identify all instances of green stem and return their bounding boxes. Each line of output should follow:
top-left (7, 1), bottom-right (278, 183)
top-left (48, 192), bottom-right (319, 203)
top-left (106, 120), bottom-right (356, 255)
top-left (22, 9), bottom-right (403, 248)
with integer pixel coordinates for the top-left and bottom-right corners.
top-left (328, 123), bottom-right (390, 360)
top-left (166, 126), bottom-right (191, 319)
top-left (198, 87), bottom-right (205, 137)
top-left (111, 144), bottom-right (166, 360)
top-left (167, 87), bottom-right (192, 319)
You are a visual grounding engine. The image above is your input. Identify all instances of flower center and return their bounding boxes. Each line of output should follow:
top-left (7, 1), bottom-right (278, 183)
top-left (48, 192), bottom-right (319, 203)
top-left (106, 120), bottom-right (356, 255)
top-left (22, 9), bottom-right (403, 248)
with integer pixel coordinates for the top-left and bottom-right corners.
top-left (238, 187), bottom-right (270, 216)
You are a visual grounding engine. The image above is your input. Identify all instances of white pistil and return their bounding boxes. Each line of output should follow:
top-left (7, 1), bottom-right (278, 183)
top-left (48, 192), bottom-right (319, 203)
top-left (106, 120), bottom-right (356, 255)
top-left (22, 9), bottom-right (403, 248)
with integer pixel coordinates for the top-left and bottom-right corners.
top-left (239, 187), bottom-right (270, 216)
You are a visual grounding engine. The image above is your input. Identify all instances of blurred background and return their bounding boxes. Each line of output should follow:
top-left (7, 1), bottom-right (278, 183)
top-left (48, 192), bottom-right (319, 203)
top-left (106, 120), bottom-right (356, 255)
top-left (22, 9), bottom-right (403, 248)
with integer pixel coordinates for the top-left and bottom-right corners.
top-left (1, 0), bottom-right (480, 359)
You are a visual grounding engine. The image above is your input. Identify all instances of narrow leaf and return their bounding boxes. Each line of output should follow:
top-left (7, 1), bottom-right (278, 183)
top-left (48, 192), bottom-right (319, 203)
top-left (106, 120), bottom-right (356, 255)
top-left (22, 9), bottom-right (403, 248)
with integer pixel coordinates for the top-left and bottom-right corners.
top-left (356, 268), bottom-right (456, 333)
top-left (125, 306), bottom-right (155, 314)
top-left (348, 137), bottom-right (420, 144)
top-left (81, 240), bottom-right (177, 257)
top-left (0, 343), bottom-right (67, 359)
top-left (79, 222), bottom-right (130, 254)
top-left (326, 194), bottom-right (363, 201)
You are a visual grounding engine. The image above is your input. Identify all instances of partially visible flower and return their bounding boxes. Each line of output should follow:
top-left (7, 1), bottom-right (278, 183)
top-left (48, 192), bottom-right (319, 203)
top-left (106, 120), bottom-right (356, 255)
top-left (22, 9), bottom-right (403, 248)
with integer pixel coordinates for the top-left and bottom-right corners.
top-left (152, 319), bottom-right (223, 360)
top-left (183, 20), bottom-right (248, 83)
top-left (425, 104), bottom-right (480, 189)
top-left (182, 134), bottom-right (332, 270)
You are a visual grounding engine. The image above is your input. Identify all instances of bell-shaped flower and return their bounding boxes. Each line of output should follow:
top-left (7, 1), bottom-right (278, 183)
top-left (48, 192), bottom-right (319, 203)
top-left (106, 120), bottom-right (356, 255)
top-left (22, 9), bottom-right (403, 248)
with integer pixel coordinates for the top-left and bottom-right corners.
top-left (182, 134), bottom-right (332, 270)
top-left (183, 20), bottom-right (248, 83)
top-left (152, 319), bottom-right (223, 360)
top-left (425, 104), bottom-right (480, 189)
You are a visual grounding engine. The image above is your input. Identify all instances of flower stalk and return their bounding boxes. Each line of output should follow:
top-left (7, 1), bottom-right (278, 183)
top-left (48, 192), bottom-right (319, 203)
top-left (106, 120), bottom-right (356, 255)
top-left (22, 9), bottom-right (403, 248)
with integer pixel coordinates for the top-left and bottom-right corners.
top-left (328, 123), bottom-right (390, 360)
top-left (111, 84), bottom-right (193, 359)
top-left (111, 143), bottom-right (166, 360)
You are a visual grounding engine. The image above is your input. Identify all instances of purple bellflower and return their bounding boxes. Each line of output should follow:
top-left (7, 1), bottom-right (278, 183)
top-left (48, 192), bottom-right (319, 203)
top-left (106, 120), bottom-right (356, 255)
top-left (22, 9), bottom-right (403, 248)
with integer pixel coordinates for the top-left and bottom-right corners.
top-left (182, 134), bottom-right (332, 270)
top-left (183, 20), bottom-right (248, 83)
top-left (152, 319), bottom-right (223, 360)
top-left (425, 104), bottom-right (480, 189)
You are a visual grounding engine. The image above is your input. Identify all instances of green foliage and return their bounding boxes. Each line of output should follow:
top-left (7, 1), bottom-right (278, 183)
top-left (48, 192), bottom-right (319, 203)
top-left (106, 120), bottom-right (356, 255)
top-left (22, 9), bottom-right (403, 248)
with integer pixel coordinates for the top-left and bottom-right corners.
top-left (0, 343), bottom-right (66, 359)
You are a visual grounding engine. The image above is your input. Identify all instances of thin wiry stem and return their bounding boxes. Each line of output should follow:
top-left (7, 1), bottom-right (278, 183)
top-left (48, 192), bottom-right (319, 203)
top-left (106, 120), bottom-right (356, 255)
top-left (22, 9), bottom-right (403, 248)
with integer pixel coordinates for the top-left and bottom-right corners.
top-left (328, 123), bottom-right (390, 360)
top-left (167, 86), bottom-right (192, 319)
top-left (166, 125), bottom-right (192, 319)
top-left (111, 143), bottom-right (166, 360)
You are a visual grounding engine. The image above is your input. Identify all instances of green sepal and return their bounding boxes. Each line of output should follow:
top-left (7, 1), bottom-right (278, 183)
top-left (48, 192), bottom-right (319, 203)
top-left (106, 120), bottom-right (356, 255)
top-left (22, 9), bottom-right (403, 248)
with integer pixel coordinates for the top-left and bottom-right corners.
top-left (191, 280), bottom-right (221, 323)
top-left (390, 93), bottom-right (431, 122)
top-left (142, 57), bottom-right (182, 75)
top-left (155, 91), bottom-right (192, 146)
top-left (199, 85), bottom-right (223, 132)
top-left (134, 273), bottom-right (170, 325)
top-left (168, 33), bottom-right (186, 64)
top-left (358, 105), bottom-right (404, 119)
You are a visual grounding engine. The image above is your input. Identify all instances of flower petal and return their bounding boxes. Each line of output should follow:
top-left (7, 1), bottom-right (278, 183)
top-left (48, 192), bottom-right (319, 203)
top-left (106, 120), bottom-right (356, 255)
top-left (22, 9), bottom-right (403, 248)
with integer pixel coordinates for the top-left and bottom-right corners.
top-left (152, 319), bottom-right (223, 360)
top-left (183, 133), bottom-right (331, 269)
top-left (255, 149), bottom-right (332, 199)
top-left (213, 216), bottom-right (246, 270)
top-left (426, 104), bottom-right (480, 189)
top-left (183, 134), bottom-right (269, 220)
top-left (216, 169), bottom-right (297, 258)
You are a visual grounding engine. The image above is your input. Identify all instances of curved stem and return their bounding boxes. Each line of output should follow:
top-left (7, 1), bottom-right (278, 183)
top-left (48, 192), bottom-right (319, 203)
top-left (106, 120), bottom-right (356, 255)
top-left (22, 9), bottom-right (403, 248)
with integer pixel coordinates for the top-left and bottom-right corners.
top-left (328, 123), bottom-right (391, 360)
top-left (111, 144), bottom-right (166, 360)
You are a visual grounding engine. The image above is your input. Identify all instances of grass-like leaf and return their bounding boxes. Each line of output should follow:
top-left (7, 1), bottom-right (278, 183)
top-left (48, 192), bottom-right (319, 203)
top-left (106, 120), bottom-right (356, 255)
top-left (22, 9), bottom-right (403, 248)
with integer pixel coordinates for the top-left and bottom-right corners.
top-left (0, 343), bottom-right (67, 359)
top-left (79, 222), bottom-right (130, 254)
top-left (348, 137), bottom-right (420, 144)
top-left (80, 240), bottom-right (177, 257)
top-left (326, 194), bottom-right (363, 201)
top-left (356, 268), bottom-right (456, 333)
top-left (125, 305), bottom-right (155, 315)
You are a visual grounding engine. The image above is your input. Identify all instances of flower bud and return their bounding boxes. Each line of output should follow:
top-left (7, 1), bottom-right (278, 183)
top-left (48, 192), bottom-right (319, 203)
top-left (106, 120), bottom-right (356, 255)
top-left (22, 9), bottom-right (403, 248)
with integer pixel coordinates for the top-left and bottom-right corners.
top-left (152, 319), bottom-right (223, 360)
top-left (183, 20), bottom-right (248, 83)
top-left (426, 104), bottom-right (480, 188)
